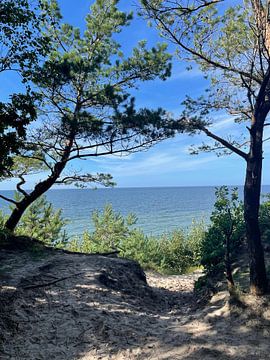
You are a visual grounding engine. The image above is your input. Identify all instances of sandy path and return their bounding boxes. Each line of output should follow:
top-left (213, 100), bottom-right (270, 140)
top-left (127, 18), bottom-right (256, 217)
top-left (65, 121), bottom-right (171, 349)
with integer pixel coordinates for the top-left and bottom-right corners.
top-left (1, 249), bottom-right (270, 359)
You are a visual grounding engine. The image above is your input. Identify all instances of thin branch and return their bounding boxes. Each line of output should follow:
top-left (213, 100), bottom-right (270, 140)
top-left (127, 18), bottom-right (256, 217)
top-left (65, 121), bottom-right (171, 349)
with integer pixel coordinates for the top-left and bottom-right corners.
top-left (16, 175), bottom-right (29, 197)
top-left (67, 138), bottom-right (159, 161)
top-left (0, 194), bottom-right (18, 205)
top-left (155, 0), bottom-right (223, 15)
top-left (20, 154), bottom-right (53, 171)
top-left (144, 1), bottom-right (262, 84)
top-left (69, 133), bottom-right (139, 154)
top-left (22, 272), bottom-right (84, 290)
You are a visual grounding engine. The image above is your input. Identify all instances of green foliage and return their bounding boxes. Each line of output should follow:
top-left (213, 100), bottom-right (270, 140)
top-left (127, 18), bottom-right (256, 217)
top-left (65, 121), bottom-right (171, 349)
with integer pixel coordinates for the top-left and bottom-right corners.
top-left (0, 0), bottom-right (51, 72)
top-left (0, 211), bottom-right (10, 244)
top-left (200, 186), bottom-right (245, 275)
top-left (1, 0), bottom-right (177, 231)
top-left (259, 194), bottom-right (270, 244)
top-left (0, 0), bottom-right (52, 175)
top-left (140, 0), bottom-right (270, 193)
top-left (66, 204), bottom-right (204, 274)
top-left (186, 219), bottom-right (206, 265)
top-left (160, 222), bottom-right (205, 274)
top-left (141, 1), bottom-right (270, 294)
top-left (141, 0), bottom-right (263, 126)
top-left (68, 205), bottom-right (138, 253)
top-left (17, 0), bottom-right (174, 188)
top-left (14, 195), bottom-right (68, 247)
top-left (0, 93), bottom-right (38, 176)
top-left (157, 230), bottom-right (192, 274)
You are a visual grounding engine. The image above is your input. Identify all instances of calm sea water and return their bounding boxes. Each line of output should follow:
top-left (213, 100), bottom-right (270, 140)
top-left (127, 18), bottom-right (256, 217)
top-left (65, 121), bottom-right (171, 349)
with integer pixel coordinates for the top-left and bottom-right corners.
top-left (1, 186), bottom-right (270, 237)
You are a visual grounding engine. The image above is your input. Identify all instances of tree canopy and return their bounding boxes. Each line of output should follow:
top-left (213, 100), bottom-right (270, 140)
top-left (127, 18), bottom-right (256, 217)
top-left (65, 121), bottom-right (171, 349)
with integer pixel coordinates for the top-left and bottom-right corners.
top-left (0, 0), bottom-right (52, 175)
top-left (2, 0), bottom-right (177, 231)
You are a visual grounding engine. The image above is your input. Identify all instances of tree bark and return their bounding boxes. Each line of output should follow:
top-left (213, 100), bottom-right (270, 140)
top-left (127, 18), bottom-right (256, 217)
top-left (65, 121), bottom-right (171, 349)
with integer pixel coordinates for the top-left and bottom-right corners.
top-left (244, 125), bottom-right (268, 295)
top-left (5, 176), bottom-right (57, 231)
top-left (224, 213), bottom-right (234, 290)
top-left (5, 197), bottom-right (34, 232)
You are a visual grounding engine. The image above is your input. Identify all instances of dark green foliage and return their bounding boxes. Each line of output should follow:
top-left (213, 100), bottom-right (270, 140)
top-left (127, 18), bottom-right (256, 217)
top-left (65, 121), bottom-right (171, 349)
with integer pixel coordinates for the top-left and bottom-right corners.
top-left (1, 0), bottom-right (177, 232)
top-left (200, 187), bottom-right (245, 275)
top-left (157, 230), bottom-right (194, 274)
top-left (0, 0), bottom-right (51, 175)
top-left (259, 195), bottom-right (270, 245)
top-left (200, 187), bottom-right (270, 278)
top-left (67, 204), bottom-right (205, 274)
top-left (16, 196), bottom-right (68, 247)
top-left (0, 93), bottom-right (37, 175)
top-left (0, 0), bottom-right (50, 73)
top-left (0, 194), bottom-right (68, 247)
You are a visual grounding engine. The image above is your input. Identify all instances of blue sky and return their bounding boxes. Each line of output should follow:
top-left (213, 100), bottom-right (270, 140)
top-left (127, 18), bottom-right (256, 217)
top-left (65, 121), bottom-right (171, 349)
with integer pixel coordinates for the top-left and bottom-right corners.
top-left (1, 0), bottom-right (269, 189)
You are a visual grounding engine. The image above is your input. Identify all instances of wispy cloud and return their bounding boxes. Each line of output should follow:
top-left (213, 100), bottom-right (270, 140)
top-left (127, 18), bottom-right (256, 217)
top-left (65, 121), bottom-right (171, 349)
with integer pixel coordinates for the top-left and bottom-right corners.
top-left (98, 150), bottom-right (218, 178)
top-left (210, 117), bottom-right (235, 131)
top-left (168, 68), bottom-right (204, 82)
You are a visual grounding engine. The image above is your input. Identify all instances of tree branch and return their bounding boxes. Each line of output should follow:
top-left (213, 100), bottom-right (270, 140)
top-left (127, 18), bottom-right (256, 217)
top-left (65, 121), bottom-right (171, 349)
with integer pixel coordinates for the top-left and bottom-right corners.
top-left (143, 1), bottom-right (262, 84)
top-left (16, 175), bottom-right (29, 197)
top-left (20, 154), bottom-right (53, 171)
top-left (67, 137), bottom-right (160, 162)
top-left (201, 127), bottom-right (248, 160)
top-left (154, 0), bottom-right (223, 15)
top-left (0, 194), bottom-right (18, 205)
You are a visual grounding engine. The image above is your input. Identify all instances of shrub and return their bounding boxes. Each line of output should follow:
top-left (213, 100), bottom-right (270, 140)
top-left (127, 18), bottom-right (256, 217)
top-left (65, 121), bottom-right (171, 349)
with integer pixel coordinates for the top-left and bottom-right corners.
top-left (16, 195), bottom-right (68, 247)
top-left (66, 204), bottom-right (204, 274)
top-left (186, 219), bottom-right (206, 266)
top-left (0, 193), bottom-right (68, 247)
top-left (259, 194), bottom-right (270, 244)
top-left (157, 230), bottom-right (191, 274)
top-left (0, 211), bottom-right (10, 243)
top-left (200, 187), bottom-right (245, 276)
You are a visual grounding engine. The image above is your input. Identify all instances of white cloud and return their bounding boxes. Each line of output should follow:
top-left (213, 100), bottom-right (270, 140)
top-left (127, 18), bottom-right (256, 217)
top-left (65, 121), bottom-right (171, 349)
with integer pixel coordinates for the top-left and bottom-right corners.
top-left (168, 67), bottom-right (204, 82)
top-left (210, 117), bottom-right (235, 131)
top-left (99, 150), bottom-right (218, 177)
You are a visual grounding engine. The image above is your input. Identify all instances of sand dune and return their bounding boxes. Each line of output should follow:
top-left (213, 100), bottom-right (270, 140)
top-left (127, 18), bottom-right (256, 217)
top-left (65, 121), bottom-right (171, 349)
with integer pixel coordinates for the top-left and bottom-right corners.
top-left (1, 248), bottom-right (270, 359)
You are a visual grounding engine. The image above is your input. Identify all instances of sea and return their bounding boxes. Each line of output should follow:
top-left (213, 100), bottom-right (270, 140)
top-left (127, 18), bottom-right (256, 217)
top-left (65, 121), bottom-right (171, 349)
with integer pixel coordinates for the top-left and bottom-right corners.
top-left (1, 186), bottom-right (270, 237)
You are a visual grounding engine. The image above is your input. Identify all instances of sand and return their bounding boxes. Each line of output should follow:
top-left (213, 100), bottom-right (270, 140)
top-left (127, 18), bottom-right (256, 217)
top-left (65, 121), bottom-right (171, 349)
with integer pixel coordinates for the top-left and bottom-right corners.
top-left (1, 248), bottom-right (270, 360)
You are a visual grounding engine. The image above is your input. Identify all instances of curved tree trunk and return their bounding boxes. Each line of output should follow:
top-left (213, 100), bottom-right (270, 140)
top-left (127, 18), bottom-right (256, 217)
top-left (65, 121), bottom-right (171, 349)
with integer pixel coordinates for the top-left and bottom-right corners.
top-left (5, 175), bottom-right (58, 231)
top-left (244, 125), bottom-right (268, 295)
top-left (5, 197), bottom-right (36, 232)
top-left (5, 135), bottom-right (75, 232)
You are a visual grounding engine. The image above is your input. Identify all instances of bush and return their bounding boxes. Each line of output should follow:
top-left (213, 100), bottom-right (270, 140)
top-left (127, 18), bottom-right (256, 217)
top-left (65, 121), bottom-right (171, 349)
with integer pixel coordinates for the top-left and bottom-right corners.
top-left (68, 204), bottom-right (138, 253)
top-left (0, 194), bottom-right (68, 247)
top-left (186, 219), bottom-right (206, 266)
top-left (259, 194), bottom-right (270, 244)
top-left (158, 230), bottom-right (192, 274)
top-left (0, 211), bottom-right (10, 243)
top-left (17, 196), bottom-right (68, 247)
top-left (66, 204), bottom-right (204, 274)
top-left (200, 187), bottom-right (245, 275)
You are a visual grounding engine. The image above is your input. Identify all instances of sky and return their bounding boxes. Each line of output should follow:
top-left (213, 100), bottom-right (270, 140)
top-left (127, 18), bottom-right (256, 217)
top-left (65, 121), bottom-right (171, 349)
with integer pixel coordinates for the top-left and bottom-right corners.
top-left (1, 0), bottom-right (269, 189)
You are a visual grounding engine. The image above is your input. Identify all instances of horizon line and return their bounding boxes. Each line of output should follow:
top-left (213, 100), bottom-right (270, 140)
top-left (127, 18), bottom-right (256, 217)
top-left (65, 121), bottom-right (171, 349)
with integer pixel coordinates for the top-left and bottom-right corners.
top-left (1, 184), bottom-right (270, 191)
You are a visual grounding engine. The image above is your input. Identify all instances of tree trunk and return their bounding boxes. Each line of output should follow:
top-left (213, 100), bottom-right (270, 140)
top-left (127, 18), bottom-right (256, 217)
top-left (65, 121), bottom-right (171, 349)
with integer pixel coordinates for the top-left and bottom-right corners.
top-left (5, 173), bottom-right (60, 232)
top-left (5, 198), bottom-right (33, 231)
top-left (5, 135), bottom-right (75, 232)
top-left (224, 221), bottom-right (234, 290)
top-left (244, 126), bottom-right (268, 295)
